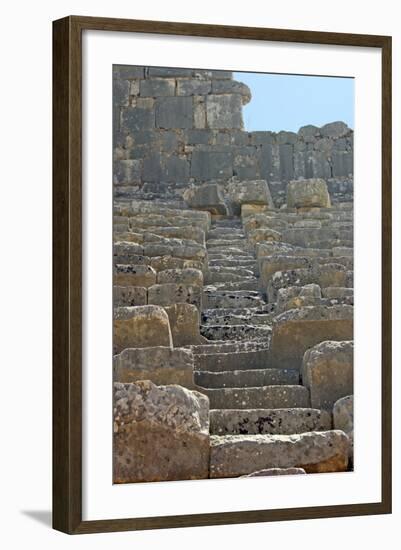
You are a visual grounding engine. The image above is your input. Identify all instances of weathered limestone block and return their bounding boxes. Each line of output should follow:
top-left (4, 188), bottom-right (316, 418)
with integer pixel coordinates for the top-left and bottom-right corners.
top-left (140, 78), bottom-right (175, 97)
top-left (211, 79), bottom-right (251, 103)
top-left (113, 346), bottom-right (195, 388)
top-left (183, 183), bottom-right (228, 215)
top-left (164, 303), bottom-right (207, 346)
top-left (114, 264), bottom-right (157, 287)
top-left (228, 180), bottom-right (274, 215)
top-left (241, 468), bottom-right (306, 477)
top-left (114, 381), bottom-right (209, 482)
top-left (113, 159), bottom-right (142, 185)
top-left (176, 78), bottom-right (212, 95)
top-left (267, 266), bottom-right (349, 302)
top-left (247, 228), bottom-right (282, 245)
top-left (148, 283), bottom-right (202, 310)
top-left (209, 408), bottom-right (331, 436)
top-left (269, 306), bottom-right (353, 370)
top-left (114, 241), bottom-right (144, 258)
top-left (210, 430), bottom-right (350, 477)
top-left (333, 395), bottom-right (354, 459)
top-left (301, 341), bottom-right (353, 410)
top-left (243, 214), bottom-right (288, 234)
top-left (201, 385), bottom-right (310, 409)
top-left (114, 305), bottom-right (172, 352)
top-left (287, 178), bottom-right (331, 209)
top-left (241, 204), bottom-right (272, 217)
top-left (259, 255), bottom-right (312, 287)
top-left (157, 267), bottom-right (204, 287)
top-left (113, 286), bottom-right (147, 307)
top-left (322, 287), bottom-right (354, 299)
top-left (206, 94), bottom-right (243, 129)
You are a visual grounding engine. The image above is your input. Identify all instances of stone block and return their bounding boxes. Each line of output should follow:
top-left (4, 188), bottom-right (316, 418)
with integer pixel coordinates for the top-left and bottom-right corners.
top-left (113, 159), bottom-right (142, 185)
top-left (176, 79), bottom-right (211, 95)
top-left (114, 305), bottom-right (172, 351)
top-left (320, 121), bottom-right (349, 138)
top-left (148, 283), bottom-right (202, 310)
top-left (114, 381), bottom-right (209, 482)
top-left (114, 264), bottom-right (157, 287)
top-left (247, 228), bottom-right (282, 245)
top-left (259, 255), bottom-right (312, 287)
top-left (269, 305), bottom-right (353, 370)
top-left (113, 346), bottom-right (195, 388)
top-left (287, 178), bottom-right (331, 209)
top-left (301, 340), bottom-right (353, 410)
top-left (157, 268), bottom-right (203, 286)
top-left (113, 65), bottom-right (145, 79)
top-left (121, 106), bottom-right (155, 132)
top-left (333, 394), bottom-right (354, 460)
top-left (113, 77), bottom-right (130, 107)
top-left (139, 78), bottom-right (175, 96)
top-left (162, 155), bottom-right (190, 182)
top-left (279, 144), bottom-right (294, 180)
top-left (148, 67), bottom-right (193, 78)
top-left (113, 286), bottom-right (147, 307)
top-left (155, 96), bottom-right (193, 128)
top-left (164, 303), bottom-right (206, 346)
top-left (190, 150), bottom-right (233, 180)
top-left (183, 183), bottom-right (228, 214)
top-left (228, 180), bottom-right (274, 215)
top-left (210, 430), bottom-right (349, 477)
top-left (206, 94), bottom-right (243, 129)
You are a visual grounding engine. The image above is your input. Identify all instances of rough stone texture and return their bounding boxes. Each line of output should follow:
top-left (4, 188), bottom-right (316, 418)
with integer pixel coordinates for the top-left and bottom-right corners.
top-left (269, 306), bottom-right (353, 370)
top-left (333, 395), bottom-right (354, 460)
top-left (183, 183), bottom-right (228, 214)
top-left (157, 267), bottom-right (203, 287)
top-left (114, 305), bottom-right (172, 352)
top-left (114, 264), bottom-right (157, 287)
top-left (114, 346), bottom-right (195, 388)
top-left (113, 66), bottom-right (353, 205)
top-left (287, 179), bottom-right (331, 209)
top-left (301, 340), bottom-right (353, 410)
top-left (241, 468), bottom-right (306, 477)
top-left (209, 408), bottom-right (332, 435)
top-left (148, 283), bottom-right (202, 310)
top-left (200, 385), bottom-right (310, 409)
top-left (228, 180), bottom-right (274, 215)
top-left (210, 430), bottom-right (350, 477)
top-left (164, 303), bottom-right (207, 346)
top-left (114, 381), bottom-right (210, 482)
top-left (113, 285), bottom-right (147, 307)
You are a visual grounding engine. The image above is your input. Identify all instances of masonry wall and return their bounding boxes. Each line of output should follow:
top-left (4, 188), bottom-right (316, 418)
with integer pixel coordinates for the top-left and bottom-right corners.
top-left (113, 65), bottom-right (354, 207)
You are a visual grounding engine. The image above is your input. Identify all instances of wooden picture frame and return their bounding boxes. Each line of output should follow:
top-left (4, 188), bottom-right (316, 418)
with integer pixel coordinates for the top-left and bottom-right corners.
top-left (53, 15), bottom-right (392, 534)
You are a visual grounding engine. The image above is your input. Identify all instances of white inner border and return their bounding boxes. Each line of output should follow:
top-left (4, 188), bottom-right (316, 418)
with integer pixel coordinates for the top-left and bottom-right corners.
top-left (82, 30), bottom-right (382, 521)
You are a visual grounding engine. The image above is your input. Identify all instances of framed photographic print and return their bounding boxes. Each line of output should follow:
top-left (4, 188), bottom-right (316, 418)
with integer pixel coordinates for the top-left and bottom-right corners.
top-left (52, 16), bottom-right (392, 534)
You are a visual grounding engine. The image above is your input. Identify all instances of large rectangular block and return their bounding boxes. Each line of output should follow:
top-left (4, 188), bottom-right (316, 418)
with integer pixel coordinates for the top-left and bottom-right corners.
top-left (269, 305), bottom-right (353, 370)
top-left (121, 106), bottom-right (155, 132)
top-left (190, 150), bottom-right (233, 180)
top-left (114, 381), bottom-right (209, 482)
top-left (155, 96), bottom-right (193, 128)
top-left (114, 346), bottom-right (195, 388)
top-left (139, 78), bottom-right (175, 96)
top-left (301, 340), bottom-right (353, 410)
top-left (148, 283), bottom-right (202, 310)
top-left (206, 94), bottom-right (243, 129)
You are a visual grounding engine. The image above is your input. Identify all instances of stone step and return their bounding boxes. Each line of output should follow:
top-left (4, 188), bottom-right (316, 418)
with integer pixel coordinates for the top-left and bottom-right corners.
top-left (195, 368), bottom-right (299, 388)
top-left (201, 312), bottom-right (273, 327)
top-left (209, 407), bottom-right (331, 435)
top-left (204, 279), bottom-right (259, 292)
top-left (206, 239), bottom-right (249, 249)
top-left (207, 249), bottom-right (255, 258)
top-left (200, 324), bottom-right (272, 341)
top-left (211, 219), bottom-right (243, 228)
top-left (208, 258), bottom-right (257, 268)
top-left (208, 229), bottom-right (246, 239)
top-left (203, 290), bottom-right (266, 309)
top-left (198, 385), bottom-right (310, 409)
top-left (191, 340), bottom-right (270, 356)
top-left (209, 430), bottom-right (350, 477)
top-left (206, 266), bottom-right (256, 278)
top-left (205, 272), bottom-right (257, 284)
top-left (193, 347), bottom-right (271, 371)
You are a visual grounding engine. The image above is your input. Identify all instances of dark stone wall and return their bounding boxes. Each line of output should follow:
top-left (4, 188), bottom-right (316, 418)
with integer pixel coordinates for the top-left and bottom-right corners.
top-left (113, 65), bottom-right (353, 206)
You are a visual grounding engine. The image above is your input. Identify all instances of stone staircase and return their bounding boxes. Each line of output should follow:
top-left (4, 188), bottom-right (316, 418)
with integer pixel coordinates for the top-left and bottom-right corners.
top-left (113, 180), bottom-right (354, 481)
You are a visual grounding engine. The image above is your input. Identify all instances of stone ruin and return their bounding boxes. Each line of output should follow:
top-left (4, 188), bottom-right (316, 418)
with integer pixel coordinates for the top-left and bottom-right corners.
top-left (113, 65), bottom-right (354, 483)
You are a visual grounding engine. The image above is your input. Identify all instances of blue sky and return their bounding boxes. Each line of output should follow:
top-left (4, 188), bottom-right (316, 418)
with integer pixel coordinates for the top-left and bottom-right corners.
top-left (234, 72), bottom-right (354, 133)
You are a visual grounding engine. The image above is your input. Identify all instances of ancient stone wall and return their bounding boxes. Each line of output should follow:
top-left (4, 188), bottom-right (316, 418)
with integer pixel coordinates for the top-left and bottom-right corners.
top-left (113, 65), bottom-right (354, 206)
